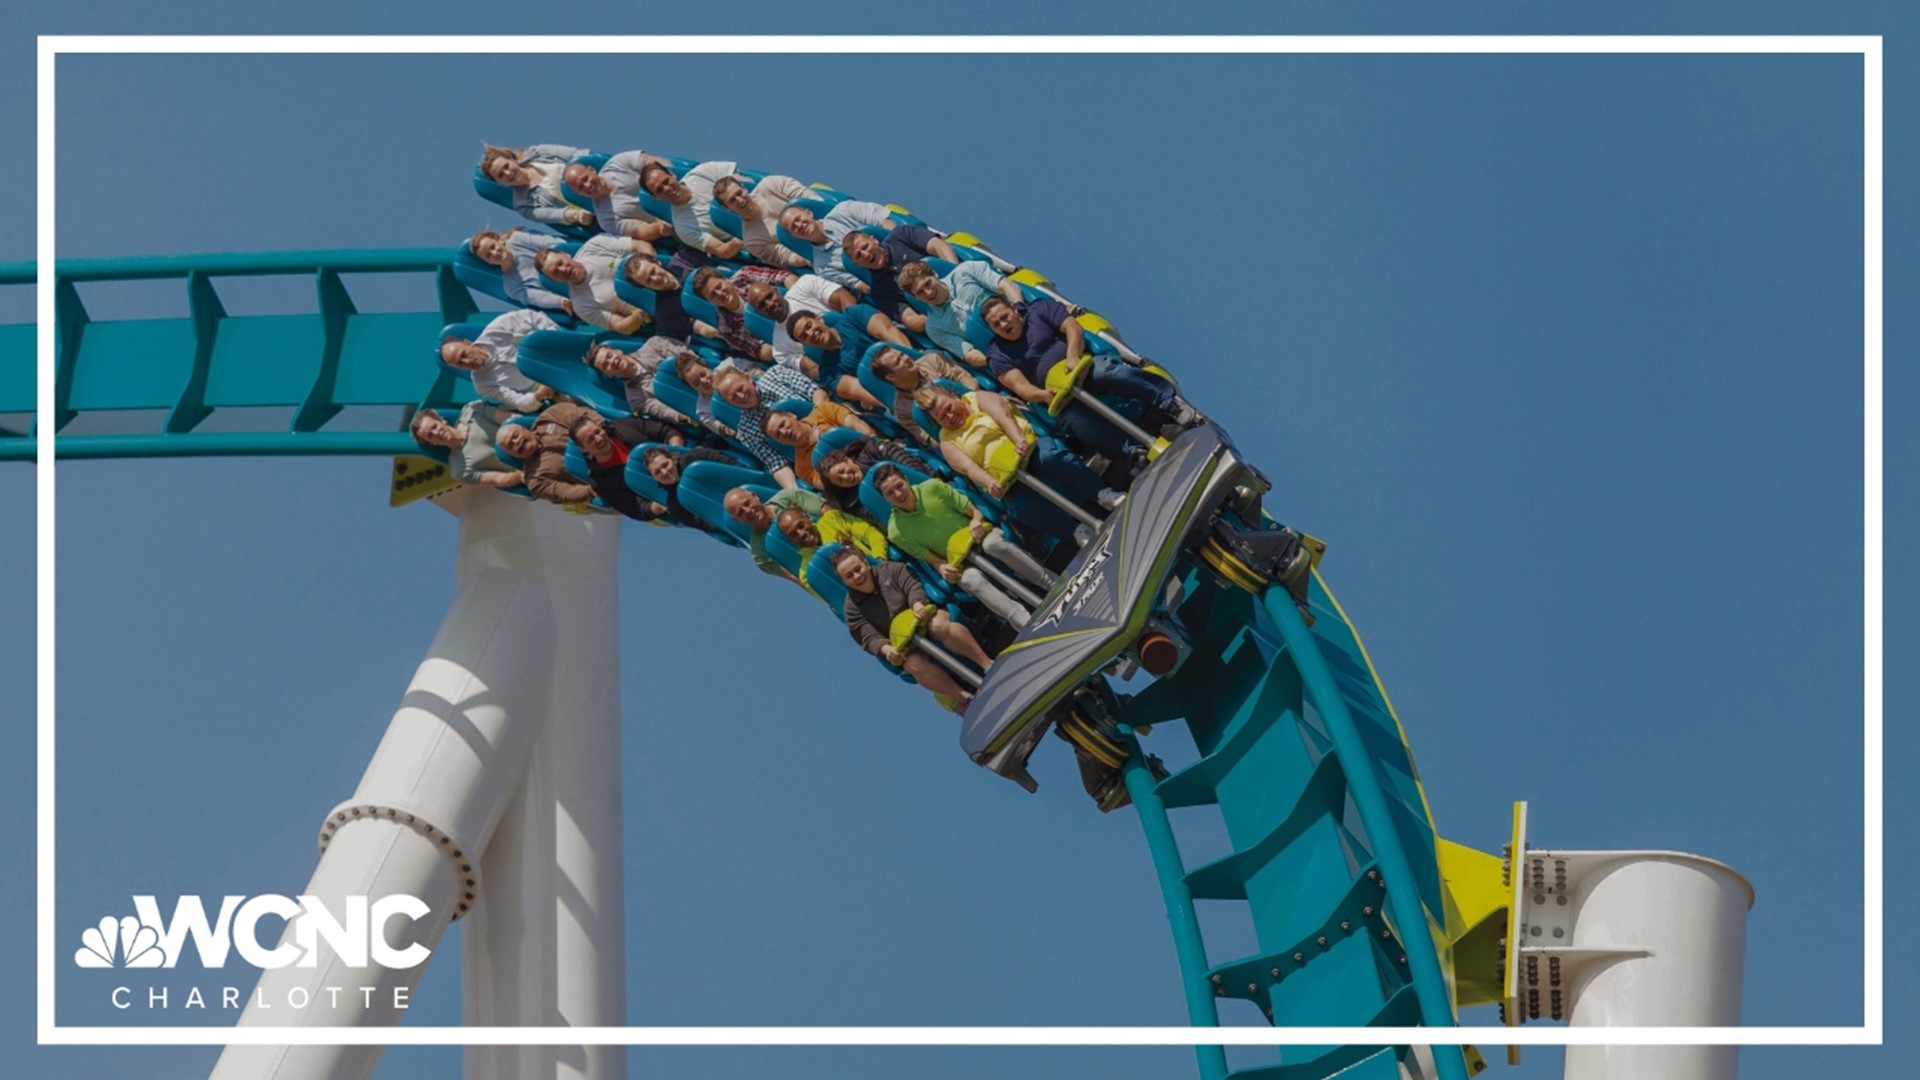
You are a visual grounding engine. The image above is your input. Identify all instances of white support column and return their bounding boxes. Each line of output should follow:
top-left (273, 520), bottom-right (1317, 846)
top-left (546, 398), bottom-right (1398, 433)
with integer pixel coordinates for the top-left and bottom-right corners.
top-left (464, 495), bottom-right (626, 1080)
top-left (1506, 845), bottom-right (1754, 1080)
top-left (210, 491), bottom-right (625, 1080)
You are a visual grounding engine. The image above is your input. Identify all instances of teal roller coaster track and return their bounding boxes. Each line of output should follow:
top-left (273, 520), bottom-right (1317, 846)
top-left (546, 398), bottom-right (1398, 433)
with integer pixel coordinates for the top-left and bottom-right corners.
top-left (3, 245), bottom-right (1507, 1080)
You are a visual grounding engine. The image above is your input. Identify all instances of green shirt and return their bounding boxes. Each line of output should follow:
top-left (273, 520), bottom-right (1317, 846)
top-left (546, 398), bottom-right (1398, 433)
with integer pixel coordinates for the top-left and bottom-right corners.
top-left (885, 478), bottom-right (975, 563)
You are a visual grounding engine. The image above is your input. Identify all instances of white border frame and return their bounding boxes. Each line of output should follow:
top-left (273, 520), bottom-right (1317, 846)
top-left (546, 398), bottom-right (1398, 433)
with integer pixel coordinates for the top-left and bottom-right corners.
top-left (37, 34), bottom-right (1883, 1050)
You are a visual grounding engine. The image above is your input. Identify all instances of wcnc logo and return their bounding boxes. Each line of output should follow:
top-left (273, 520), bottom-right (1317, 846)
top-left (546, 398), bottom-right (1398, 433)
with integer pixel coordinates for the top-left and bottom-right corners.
top-left (73, 895), bottom-right (433, 1013)
top-left (75, 895), bottom-right (431, 970)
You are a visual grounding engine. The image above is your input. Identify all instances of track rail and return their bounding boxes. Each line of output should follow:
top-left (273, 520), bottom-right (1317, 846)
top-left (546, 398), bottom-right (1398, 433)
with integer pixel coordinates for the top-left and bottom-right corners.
top-left (1, 250), bottom-right (1484, 1079)
top-left (0, 250), bottom-right (475, 462)
top-left (1120, 569), bottom-right (1476, 1079)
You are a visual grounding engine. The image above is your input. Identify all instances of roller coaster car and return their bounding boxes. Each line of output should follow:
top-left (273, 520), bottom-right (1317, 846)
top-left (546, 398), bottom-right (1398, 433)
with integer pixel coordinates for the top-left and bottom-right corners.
top-left (958, 424), bottom-right (1315, 792)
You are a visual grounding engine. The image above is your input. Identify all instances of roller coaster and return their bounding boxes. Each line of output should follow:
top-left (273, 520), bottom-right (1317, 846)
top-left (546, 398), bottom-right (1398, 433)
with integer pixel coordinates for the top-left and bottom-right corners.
top-left (9, 146), bottom-right (1752, 1080)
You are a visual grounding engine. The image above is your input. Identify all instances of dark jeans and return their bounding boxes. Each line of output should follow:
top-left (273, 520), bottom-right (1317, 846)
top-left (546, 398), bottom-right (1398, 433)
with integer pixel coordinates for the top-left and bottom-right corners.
top-left (1080, 356), bottom-right (1176, 413)
top-left (1008, 435), bottom-right (1104, 537)
top-left (1046, 356), bottom-right (1176, 461)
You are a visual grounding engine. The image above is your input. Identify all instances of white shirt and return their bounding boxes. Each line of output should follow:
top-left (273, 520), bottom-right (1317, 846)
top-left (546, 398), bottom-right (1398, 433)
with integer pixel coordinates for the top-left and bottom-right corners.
top-left (768, 320), bottom-right (807, 372)
top-left (564, 235), bottom-right (643, 332)
top-left (737, 174), bottom-right (812, 266)
top-left (784, 274), bottom-right (846, 316)
top-left (592, 150), bottom-right (665, 238)
top-left (472, 308), bottom-right (560, 412)
top-left (670, 160), bottom-right (739, 252)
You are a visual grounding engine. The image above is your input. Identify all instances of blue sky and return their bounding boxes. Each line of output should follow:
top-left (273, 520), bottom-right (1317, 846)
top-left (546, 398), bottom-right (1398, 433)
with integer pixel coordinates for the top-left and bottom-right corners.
top-left (2, 5), bottom-right (1913, 1080)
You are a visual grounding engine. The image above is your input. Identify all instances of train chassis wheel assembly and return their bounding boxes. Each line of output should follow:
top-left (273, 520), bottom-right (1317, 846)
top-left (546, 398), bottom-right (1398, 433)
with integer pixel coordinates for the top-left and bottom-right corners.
top-left (1198, 520), bottom-right (1318, 618)
top-left (1050, 683), bottom-right (1166, 813)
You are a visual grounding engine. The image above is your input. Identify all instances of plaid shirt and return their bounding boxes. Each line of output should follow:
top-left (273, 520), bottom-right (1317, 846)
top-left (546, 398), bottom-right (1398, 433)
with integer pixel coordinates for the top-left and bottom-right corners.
top-left (733, 407), bottom-right (787, 474)
top-left (731, 363), bottom-right (824, 473)
top-left (731, 265), bottom-right (792, 287)
top-left (710, 265), bottom-right (791, 359)
top-left (755, 362), bottom-right (823, 406)
top-left (886, 351), bottom-right (979, 427)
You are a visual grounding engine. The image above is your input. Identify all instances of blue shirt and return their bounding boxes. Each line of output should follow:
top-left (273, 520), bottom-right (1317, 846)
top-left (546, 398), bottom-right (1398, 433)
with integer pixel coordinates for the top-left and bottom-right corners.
top-left (822, 305), bottom-right (885, 384)
top-left (858, 224), bottom-right (940, 321)
top-left (922, 261), bottom-right (1006, 359)
top-left (649, 249), bottom-right (708, 340)
top-left (986, 298), bottom-right (1074, 383)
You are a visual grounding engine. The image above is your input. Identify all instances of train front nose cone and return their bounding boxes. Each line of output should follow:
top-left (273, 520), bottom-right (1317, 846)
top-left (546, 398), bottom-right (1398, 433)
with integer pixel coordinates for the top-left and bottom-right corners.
top-left (1137, 631), bottom-right (1179, 676)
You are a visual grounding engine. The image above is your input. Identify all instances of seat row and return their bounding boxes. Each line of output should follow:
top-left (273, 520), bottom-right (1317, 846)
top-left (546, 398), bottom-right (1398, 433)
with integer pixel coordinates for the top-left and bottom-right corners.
top-left (416, 142), bottom-right (1209, 716)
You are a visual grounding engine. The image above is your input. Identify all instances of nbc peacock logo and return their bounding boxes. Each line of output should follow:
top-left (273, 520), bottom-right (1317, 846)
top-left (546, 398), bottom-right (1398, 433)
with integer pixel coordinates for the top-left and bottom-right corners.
top-left (75, 915), bottom-right (166, 969)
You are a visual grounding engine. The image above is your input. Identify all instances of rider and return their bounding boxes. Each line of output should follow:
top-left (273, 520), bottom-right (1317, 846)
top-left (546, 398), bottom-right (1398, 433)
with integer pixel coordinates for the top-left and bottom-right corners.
top-left (894, 259), bottom-right (1024, 367)
top-left (561, 150), bottom-right (676, 242)
top-left (438, 309), bottom-right (560, 414)
top-left (409, 403), bottom-right (524, 490)
top-left (914, 385), bottom-right (1117, 544)
top-left (833, 547), bottom-right (993, 710)
top-left (871, 463), bottom-right (1050, 629)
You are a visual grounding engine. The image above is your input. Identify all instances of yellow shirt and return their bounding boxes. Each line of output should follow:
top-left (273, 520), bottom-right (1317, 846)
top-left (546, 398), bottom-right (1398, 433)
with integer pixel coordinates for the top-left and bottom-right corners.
top-left (947, 392), bottom-right (1033, 485)
top-left (819, 510), bottom-right (888, 558)
top-left (794, 517), bottom-right (888, 599)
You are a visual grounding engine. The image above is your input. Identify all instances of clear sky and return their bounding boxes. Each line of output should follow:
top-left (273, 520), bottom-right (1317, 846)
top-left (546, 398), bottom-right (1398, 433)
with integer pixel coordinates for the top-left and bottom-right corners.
top-left (2, 4), bottom-right (1912, 1080)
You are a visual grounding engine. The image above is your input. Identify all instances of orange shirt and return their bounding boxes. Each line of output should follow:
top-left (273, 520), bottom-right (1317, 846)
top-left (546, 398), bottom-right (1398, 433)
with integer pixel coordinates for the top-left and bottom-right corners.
top-left (793, 402), bottom-right (856, 487)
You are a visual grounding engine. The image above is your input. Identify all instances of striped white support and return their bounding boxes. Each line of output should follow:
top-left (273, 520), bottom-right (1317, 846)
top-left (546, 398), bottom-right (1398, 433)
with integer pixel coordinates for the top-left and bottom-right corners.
top-left (464, 496), bottom-right (626, 1080)
top-left (209, 490), bottom-right (625, 1080)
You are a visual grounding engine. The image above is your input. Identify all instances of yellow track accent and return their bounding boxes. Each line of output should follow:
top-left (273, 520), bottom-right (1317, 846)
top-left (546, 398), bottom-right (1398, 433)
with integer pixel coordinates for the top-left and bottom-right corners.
top-left (389, 455), bottom-right (457, 508)
top-left (1009, 267), bottom-right (1053, 288)
top-left (1504, 801), bottom-right (1525, 1004)
top-left (1060, 711), bottom-right (1127, 768)
top-left (946, 230), bottom-right (984, 247)
top-left (1074, 311), bottom-right (1116, 334)
top-left (1198, 538), bottom-right (1265, 592)
top-left (1501, 800), bottom-right (1527, 1064)
top-left (1438, 837), bottom-right (1509, 1008)
top-left (1313, 566), bottom-right (1511, 1019)
top-left (999, 625), bottom-right (1104, 656)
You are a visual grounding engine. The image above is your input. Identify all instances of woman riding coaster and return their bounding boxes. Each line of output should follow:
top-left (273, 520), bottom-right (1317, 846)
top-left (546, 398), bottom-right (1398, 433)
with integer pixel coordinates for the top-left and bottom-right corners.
top-left (468, 227), bottom-right (572, 315)
top-left (832, 546), bottom-right (994, 713)
top-left (914, 384), bottom-right (1119, 549)
top-left (479, 143), bottom-right (595, 230)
